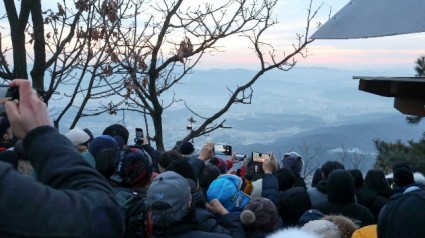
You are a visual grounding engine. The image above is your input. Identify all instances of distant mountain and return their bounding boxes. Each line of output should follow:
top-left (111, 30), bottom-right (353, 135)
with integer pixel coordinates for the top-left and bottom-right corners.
top-left (51, 66), bottom-right (424, 171)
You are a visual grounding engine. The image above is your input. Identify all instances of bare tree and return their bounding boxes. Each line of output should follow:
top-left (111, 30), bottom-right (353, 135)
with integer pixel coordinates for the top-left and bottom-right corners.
top-left (337, 146), bottom-right (369, 172)
top-left (1, 0), bottom-right (324, 150)
top-left (99, 0), bottom-right (323, 150)
top-left (297, 141), bottom-right (327, 181)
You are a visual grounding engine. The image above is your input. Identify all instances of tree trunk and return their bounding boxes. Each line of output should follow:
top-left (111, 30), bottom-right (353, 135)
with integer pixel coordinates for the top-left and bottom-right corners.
top-left (30, 0), bottom-right (46, 96)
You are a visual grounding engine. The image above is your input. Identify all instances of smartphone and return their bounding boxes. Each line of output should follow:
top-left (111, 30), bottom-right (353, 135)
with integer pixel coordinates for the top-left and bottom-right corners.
top-left (0, 85), bottom-right (19, 116)
top-left (0, 85), bottom-right (19, 103)
top-left (235, 153), bottom-right (246, 161)
top-left (135, 128), bottom-right (143, 139)
top-left (214, 144), bottom-right (232, 156)
top-left (134, 128), bottom-right (144, 144)
top-left (252, 152), bottom-right (270, 163)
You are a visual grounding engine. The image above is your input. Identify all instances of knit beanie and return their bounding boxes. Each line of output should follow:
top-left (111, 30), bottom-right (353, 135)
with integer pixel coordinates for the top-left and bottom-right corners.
top-left (240, 197), bottom-right (278, 231)
top-left (282, 152), bottom-right (303, 175)
top-left (89, 135), bottom-right (119, 157)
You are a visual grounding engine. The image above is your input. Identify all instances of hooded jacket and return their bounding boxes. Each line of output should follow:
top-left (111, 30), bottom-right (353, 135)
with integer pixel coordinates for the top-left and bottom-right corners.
top-left (279, 187), bottom-right (312, 227)
top-left (364, 169), bottom-right (393, 198)
top-left (307, 180), bottom-right (328, 206)
top-left (313, 170), bottom-right (375, 227)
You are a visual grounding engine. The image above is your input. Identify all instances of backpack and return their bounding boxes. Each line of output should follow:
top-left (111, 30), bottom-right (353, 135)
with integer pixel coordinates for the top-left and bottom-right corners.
top-left (116, 190), bottom-right (149, 238)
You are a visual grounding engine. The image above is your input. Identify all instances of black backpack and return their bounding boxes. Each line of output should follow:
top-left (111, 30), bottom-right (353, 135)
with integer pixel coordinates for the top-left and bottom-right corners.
top-left (116, 190), bottom-right (149, 238)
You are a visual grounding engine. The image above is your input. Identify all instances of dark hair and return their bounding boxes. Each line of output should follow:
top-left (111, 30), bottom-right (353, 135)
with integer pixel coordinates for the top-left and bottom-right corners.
top-left (166, 159), bottom-right (198, 184)
top-left (94, 148), bottom-right (120, 180)
top-left (199, 164), bottom-right (220, 190)
top-left (321, 161), bottom-right (345, 179)
top-left (158, 150), bottom-right (182, 170)
top-left (348, 169), bottom-right (364, 189)
top-left (103, 124), bottom-right (129, 145)
top-left (311, 168), bottom-right (323, 187)
top-left (364, 169), bottom-right (393, 197)
top-left (274, 168), bottom-right (296, 191)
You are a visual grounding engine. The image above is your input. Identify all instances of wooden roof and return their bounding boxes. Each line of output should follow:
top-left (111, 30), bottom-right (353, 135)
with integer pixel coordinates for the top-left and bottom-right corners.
top-left (354, 76), bottom-right (425, 116)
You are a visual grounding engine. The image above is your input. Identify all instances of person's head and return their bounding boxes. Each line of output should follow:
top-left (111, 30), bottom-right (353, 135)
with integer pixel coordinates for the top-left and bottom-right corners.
top-left (279, 187), bottom-right (312, 226)
top-left (209, 156), bottom-right (227, 174)
top-left (165, 159), bottom-right (198, 185)
top-left (322, 215), bottom-right (358, 238)
top-left (199, 164), bottom-right (220, 191)
top-left (299, 209), bottom-right (325, 226)
top-left (157, 150), bottom-right (182, 173)
top-left (393, 167), bottom-right (414, 187)
top-left (65, 127), bottom-right (91, 152)
top-left (102, 124), bottom-right (129, 145)
top-left (147, 171), bottom-right (192, 227)
top-left (302, 220), bottom-right (340, 238)
top-left (110, 146), bottom-right (153, 188)
top-left (321, 161), bottom-right (345, 180)
top-left (179, 141), bottom-right (195, 155)
top-left (327, 169), bottom-right (355, 204)
top-left (89, 135), bottom-right (119, 158)
top-left (282, 152), bottom-right (304, 175)
top-left (240, 197), bottom-right (278, 232)
top-left (392, 160), bottom-right (410, 173)
top-left (311, 168), bottom-right (323, 187)
top-left (347, 169), bottom-right (364, 189)
top-left (94, 148), bottom-right (120, 179)
top-left (364, 169), bottom-right (392, 197)
top-left (378, 189), bottom-right (425, 238)
top-left (274, 168), bottom-right (296, 191)
top-left (207, 174), bottom-right (251, 212)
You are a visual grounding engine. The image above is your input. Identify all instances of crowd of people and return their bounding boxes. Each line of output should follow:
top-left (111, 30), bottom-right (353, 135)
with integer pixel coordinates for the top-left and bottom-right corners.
top-left (1, 79), bottom-right (425, 237)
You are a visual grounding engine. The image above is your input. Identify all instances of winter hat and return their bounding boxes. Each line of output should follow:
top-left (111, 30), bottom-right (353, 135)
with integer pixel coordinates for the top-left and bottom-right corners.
top-left (209, 156), bottom-right (227, 174)
top-left (299, 209), bottom-right (325, 226)
top-left (327, 169), bottom-right (355, 204)
top-left (378, 188), bottom-right (425, 238)
top-left (110, 145), bottom-right (153, 187)
top-left (393, 167), bottom-right (414, 187)
top-left (274, 168), bottom-right (296, 191)
top-left (207, 174), bottom-right (251, 212)
top-left (113, 135), bottom-right (125, 150)
top-left (250, 179), bottom-right (263, 198)
top-left (83, 128), bottom-right (94, 143)
top-left (89, 135), bottom-right (119, 157)
top-left (102, 124), bottom-right (129, 145)
top-left (179, 141), bottom-right (195, 155)
top-left (282, 152), bottom-right (303, 175)
top-left (240, 197), bottom-right (278, 231)
top-left (279, 187), bottom-right (312, 226)
top-left (267, 228), bottom-right (321, 238)
top-left (302, 220), bottom-right (341, 238)
top-left (147, 171), bottom-right (191, 227)
top-left (322, 215), bottom-right (358, 238)
top-left (65, 127), bottom-right (91, 146)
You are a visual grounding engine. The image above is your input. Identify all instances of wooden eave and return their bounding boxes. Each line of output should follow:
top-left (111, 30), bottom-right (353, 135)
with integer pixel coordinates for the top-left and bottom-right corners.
top-left (354, 76), bottom-right (425, 116)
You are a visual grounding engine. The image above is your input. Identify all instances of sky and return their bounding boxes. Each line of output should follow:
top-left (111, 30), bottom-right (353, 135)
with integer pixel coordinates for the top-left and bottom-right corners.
top-left (1, 0), bottom-right (423, 73)
top-left (197, 0), bottom-right (425, 73)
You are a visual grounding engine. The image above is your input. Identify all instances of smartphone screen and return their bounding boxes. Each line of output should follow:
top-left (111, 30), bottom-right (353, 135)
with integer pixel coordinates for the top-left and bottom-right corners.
top-left (252, 152), bottom-right (270, 163)
top-left (0, 86), bottom-right (18, 103)
top-left (214, 144), bottom-right (232, 155)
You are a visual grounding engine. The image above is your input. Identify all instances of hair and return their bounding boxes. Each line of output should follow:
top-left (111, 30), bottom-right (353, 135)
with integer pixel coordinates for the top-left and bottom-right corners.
top-left (321, 161), bottom-right (345, 180)
top-left (199, 164), bottom-right (220, 190)
top-left (347, 169), bottom-right (364, 189)
top-left (166, 159), bottom-right (198, 184)
top-left (102, 124), bottom-right (129, 145)
top-left (311, 168), bottom-right (323, 187)
top-left (158, 150), bottom-right (182, 172)
top-left (274, 168), bottom-right (296, 191)
top-left (94, 148), bottom-right (120, 180)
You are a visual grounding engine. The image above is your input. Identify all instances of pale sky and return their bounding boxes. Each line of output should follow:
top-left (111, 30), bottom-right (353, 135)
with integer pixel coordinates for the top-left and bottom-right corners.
top-left (198, 0), bottom-right (425, 73)
top-left (1, 0), bottom-right (423, 73)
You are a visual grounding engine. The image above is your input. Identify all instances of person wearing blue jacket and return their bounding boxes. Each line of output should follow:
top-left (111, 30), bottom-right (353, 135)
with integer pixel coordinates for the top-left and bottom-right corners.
top-left (0, 79), bottom-right (124, 237)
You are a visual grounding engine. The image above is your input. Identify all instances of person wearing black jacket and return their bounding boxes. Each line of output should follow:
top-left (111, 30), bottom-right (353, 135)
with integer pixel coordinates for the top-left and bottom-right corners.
top-left (313, 169), bottom-right (375, 228)
top-left (0, 79), bottom-right (124, 237)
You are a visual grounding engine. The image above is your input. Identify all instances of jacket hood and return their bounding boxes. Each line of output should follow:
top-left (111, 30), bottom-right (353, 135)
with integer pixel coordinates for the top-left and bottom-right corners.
top-left (327, 170), bottom-right (355, 204)
top-left (364, 169), bottom-right (392, 197)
